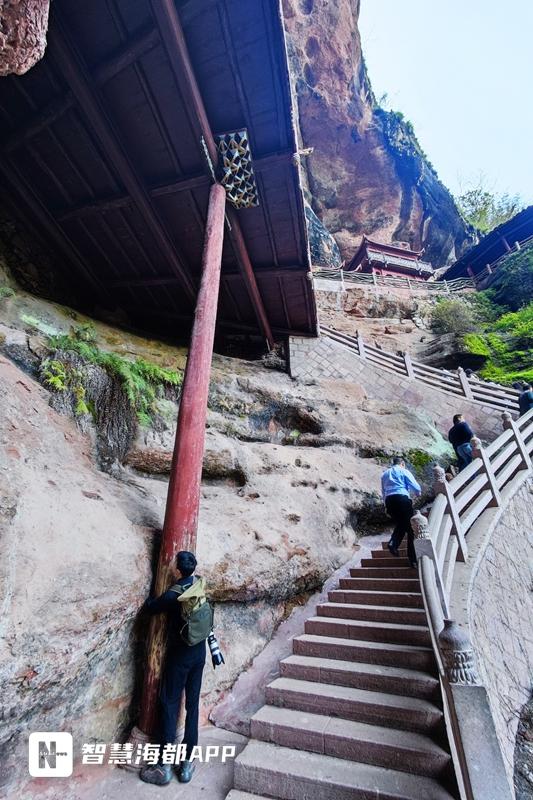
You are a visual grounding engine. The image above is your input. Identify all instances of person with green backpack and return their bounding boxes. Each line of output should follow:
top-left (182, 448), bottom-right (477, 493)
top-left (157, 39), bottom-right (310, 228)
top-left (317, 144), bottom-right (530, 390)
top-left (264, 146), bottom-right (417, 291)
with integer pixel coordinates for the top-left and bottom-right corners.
top-left (140, 550), bottom-right (220, 786)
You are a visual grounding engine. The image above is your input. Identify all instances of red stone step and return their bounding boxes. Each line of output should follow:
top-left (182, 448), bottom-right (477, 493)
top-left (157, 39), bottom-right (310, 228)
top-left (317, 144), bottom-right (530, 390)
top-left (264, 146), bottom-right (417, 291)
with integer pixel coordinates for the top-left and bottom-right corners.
top-left (280, 654), bottom-right (440, 700)
top-left (372, 548), bottom-right (408, 559)
top-left (233, 740), bottom-right (456, 800)
top-left (328, 589), bottom-right (424, 608)
top-left (317, 601), bottom-right (427, 626)
top-left (350, 567), bottom-right (418, 579)
top-left (340, 577), bottom-right (420, 592)
top-left (361, 557), bottom-right (411, 568)
top-left (381, 541), bottom-right (408, 551)
top-left (293, 634), bottom-right (436, 672)
top-left (305, 617), bottom-right (431, 647)
top-left (251, 705), bottom-right (451, 777)
top-left (265, 677), bottom-right (443, 733)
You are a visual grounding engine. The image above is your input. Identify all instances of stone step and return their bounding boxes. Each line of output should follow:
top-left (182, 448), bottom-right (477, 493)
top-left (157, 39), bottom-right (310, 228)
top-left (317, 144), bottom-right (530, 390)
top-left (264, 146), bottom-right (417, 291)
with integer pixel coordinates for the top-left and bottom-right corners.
top-left (362, 557), bottom-right (411, 568)
top-left (339, 577), bottom-right (421, 592)
top-left (350, 567), bottom-right (418, 579)
top-left (305, 617), bottom-right (431, 647)
top-left (381, 541), bottom-right (408, 551)
top-left (265, 677), bottom-right (442, 733)
top-left (280, 654), bottom-right (440, 699)
top-left (251, 705), bottom-right (451, 777)
top-left (226, 793), bottom-right (270, 800)
top-left (234, 740), bottom-right (456, 800)
top-left (328, 589), bottom-right (424, 608)
top-left (372, 548), bottom-right (408, 559)
top-left (317, 601), bottom-right (427, 626)
top-left (293, 634), bottom-right (435, 672)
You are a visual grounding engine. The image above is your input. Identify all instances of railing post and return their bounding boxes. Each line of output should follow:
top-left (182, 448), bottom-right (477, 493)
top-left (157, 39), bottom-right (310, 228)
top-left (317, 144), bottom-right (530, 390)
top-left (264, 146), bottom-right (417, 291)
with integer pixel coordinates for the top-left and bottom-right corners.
top-left (457, 367), bottom-right (474, 399)
top-left (356, 330), bottom-right (366, 360)
top-left (444, 279), bottom-right (450, 294)
top-left (438, 619), bottom-right (481, 685)
top-left (412, 511), bottom-right (450, 617)
top-left (433, 466), bottom-right (468, 561)
top-left (502, 411), bottom-right (532, 468)
top-left (470, 437), bottom-right (501, 507)
top-left (403, 351), bottom-right (415, 379)
top-left (372, 270), bottom-right (379, 297)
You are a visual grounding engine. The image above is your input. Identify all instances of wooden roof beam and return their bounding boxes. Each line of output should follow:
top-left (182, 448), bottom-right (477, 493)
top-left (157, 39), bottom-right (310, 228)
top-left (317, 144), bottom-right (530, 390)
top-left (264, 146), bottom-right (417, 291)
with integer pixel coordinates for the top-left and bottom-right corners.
top-left (49, 18), bottom-right (195, 301)
top-left (57, 173), bottom-right (210, 222)
top-left (150, 0), bottom-right (274, 347)
top-left (2, 25), bottom-right (159, 153)
top-left (105, 266), bottom-right (308, 289)
top-left (55, 151), bottom-right (292, 222)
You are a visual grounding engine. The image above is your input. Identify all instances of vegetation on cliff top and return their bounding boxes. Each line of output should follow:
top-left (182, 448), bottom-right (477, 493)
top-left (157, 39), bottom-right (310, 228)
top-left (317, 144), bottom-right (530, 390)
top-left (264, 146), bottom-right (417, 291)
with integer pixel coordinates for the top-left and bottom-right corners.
top-left (455, 181), bottom-right (523, 234)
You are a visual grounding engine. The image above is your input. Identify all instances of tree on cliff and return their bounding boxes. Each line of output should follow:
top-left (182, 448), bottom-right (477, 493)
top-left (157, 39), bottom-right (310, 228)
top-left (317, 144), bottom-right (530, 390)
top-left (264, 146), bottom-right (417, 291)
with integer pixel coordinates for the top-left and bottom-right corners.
top-left (456, 182), bottom-right (523, 234)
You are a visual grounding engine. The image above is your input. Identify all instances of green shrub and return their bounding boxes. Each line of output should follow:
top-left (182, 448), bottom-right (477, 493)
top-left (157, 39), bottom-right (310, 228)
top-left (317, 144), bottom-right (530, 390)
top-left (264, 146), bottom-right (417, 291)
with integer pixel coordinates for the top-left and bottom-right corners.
top-left (429, 299), bottom-right (478, 335)
top-left (0, 286), bottom-right (15, 300)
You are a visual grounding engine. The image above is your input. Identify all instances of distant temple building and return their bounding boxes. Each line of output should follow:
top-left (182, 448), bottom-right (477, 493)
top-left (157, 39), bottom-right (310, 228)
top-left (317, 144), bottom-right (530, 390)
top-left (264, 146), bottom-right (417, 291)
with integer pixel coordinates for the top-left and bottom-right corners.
top-left (345, 236), bottom-right (434, 281)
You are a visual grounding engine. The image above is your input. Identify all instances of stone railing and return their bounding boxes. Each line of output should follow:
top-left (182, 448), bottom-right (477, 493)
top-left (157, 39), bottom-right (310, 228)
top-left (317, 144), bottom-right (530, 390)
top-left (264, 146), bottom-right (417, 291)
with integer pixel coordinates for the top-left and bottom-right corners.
top-left (321, 325), bottom-right (520, 415)
top-left (411, 408), bottom-right (533, 800)
top-left (313, 268), bottom-right (475, 294)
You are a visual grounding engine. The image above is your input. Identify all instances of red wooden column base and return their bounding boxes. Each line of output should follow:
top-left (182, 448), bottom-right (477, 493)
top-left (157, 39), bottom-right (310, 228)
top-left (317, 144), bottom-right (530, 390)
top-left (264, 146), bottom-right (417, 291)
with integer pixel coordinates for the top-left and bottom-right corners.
top-left (138, 183), bottom-right (226, 736)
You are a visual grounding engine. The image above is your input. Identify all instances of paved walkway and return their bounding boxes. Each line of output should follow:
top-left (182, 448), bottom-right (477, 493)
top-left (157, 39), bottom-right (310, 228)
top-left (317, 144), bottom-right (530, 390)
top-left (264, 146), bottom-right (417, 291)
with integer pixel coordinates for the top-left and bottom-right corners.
top-left (23, 727), bottom-right (247, 800)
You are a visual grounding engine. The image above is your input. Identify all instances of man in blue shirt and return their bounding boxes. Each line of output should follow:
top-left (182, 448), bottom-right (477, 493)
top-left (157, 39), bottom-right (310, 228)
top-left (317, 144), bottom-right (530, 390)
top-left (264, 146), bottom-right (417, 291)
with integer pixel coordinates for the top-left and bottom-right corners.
top-left (381, 457), bottom-right (421, 567)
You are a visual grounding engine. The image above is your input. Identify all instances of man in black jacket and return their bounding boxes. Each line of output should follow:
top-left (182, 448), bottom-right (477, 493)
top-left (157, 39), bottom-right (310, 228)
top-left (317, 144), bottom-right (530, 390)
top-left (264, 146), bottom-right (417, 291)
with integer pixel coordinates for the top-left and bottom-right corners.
top-left (519, 383), bottom-right (533, 416)
top-left (448, 414), bottom-right (474, 471)
top-left (140, 551), bottom-right (205, 787)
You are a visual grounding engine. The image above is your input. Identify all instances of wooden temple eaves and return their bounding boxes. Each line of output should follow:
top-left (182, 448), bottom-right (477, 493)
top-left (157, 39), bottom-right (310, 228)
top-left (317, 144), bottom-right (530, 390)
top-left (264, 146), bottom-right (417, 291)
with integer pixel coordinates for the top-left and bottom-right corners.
top-left (0, 0), bottom-right (317, 344)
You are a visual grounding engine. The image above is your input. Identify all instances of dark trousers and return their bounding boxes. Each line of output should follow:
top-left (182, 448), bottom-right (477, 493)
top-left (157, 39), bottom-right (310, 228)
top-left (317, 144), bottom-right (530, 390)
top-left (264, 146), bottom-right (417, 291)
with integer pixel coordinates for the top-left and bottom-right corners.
top-left (159, 645), bottom-right (205, 760)
top-left (385, 494), bottom-right (416, 564)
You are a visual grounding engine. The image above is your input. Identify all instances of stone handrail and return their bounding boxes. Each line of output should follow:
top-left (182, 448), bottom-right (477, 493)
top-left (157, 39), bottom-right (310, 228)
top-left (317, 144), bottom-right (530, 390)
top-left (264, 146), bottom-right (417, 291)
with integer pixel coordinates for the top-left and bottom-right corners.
top-left (412, 408), bottom-right (533, 800)
top-left (313, 268), bottom-right (475, 293)
top-left (321, 325), bottom-right (520, 415)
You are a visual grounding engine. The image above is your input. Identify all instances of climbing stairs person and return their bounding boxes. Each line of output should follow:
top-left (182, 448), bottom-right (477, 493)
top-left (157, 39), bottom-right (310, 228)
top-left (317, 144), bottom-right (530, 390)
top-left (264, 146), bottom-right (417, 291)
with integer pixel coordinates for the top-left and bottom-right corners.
top-left (225, 540), bottom-right (459, 800)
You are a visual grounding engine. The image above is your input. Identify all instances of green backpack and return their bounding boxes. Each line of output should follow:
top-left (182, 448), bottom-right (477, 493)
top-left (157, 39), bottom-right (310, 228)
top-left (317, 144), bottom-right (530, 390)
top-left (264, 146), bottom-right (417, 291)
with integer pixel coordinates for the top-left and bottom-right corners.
top-left (170, 576), bottom-right (213, 646)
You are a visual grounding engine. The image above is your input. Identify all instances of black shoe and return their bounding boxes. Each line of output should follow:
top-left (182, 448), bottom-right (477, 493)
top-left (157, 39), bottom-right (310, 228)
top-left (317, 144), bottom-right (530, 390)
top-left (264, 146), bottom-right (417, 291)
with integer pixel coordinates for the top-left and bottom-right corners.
top-left (177, 760), bottom-right (195, 783)
top-left (387, 541), bottom-right (399, 557)
top-left (140, 763), bottom-right (172, 785)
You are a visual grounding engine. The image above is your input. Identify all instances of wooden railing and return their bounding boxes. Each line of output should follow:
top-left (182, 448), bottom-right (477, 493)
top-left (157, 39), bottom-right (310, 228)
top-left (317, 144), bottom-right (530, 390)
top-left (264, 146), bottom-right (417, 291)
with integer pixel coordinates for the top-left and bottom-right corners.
top-left (313, 269), bottom-right (475, 294)
top-left (321, 325), bottom-right (520, 414)
top-left (411, 409), bottom-right (533, 800)
top-left (472, 233), bottom-right (533, 287)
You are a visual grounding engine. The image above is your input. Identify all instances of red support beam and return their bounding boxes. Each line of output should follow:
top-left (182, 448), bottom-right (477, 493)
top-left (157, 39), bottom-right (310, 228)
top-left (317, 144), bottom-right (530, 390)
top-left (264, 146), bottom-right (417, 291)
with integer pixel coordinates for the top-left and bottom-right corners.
top-left (138, 183), bottom-right (226, 736)
top-left (226, 207), bottom-right (275, 347)
top-left (150, 0), bottom-right (274, 345)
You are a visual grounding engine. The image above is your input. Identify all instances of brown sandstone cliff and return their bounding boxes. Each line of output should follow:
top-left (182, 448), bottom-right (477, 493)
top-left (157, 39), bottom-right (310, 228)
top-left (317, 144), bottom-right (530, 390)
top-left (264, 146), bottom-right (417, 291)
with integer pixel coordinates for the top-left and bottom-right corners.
top-left (0, 0), bottom-right (49, 76)
top-left (283, 0), bottom-right (475, 267)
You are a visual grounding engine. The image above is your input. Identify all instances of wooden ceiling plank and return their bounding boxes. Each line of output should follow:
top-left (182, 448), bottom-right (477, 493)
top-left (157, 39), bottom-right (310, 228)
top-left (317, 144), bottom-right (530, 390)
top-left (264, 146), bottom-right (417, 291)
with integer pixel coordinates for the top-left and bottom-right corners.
top-left (150, 0), bottom-right (274, 346)
top-left (50, 16), bottom-right (196, 300)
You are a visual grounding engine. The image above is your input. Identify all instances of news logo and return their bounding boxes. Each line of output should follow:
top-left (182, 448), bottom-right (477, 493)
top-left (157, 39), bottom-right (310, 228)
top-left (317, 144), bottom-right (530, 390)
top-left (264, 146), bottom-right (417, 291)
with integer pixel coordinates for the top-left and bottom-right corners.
top-left (28, 732), bottom-right (73, 777)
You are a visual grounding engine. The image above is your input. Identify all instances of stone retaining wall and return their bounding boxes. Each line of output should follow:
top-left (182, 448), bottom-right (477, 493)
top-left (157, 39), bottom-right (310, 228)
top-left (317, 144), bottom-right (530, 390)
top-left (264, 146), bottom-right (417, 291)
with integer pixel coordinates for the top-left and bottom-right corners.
top-left (288, 335), bottom-right (504, 442)
top-left (469, 479), bottom-right (533, 791)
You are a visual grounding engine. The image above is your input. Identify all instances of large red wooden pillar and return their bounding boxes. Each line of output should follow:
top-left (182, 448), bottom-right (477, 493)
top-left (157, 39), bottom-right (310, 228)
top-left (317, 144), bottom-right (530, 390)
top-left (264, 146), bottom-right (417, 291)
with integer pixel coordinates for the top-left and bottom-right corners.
top-left (138, 183), bottom-right (226, 735)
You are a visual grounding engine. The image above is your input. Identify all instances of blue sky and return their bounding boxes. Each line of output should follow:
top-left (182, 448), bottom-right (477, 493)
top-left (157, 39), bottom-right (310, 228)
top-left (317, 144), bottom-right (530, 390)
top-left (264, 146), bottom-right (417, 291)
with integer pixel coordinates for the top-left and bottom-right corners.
top-left (359, 1), bottom-right (533, 205)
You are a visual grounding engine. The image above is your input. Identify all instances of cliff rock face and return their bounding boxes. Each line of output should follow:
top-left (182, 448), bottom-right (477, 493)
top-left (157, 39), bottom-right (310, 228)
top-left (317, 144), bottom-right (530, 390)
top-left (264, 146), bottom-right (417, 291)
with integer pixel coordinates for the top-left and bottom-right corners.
top-left (283, 0), bottom-right (475, 267)
top-left (0, 0), bottom-right (49, 76)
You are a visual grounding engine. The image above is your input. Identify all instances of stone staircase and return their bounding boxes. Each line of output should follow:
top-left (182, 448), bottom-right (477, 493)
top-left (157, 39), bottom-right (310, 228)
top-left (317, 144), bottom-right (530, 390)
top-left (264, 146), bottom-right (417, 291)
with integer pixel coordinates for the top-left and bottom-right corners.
top-left (226, 541), bottom-right (459, 800)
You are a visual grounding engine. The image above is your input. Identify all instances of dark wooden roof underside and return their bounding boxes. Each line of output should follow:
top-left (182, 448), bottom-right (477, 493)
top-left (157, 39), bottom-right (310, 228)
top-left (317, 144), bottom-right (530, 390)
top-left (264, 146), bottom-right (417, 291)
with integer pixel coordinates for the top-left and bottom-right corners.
top-left (445, 205), bottom-right (533, 279)
top-left (0, 0), bottom-right (317, 340)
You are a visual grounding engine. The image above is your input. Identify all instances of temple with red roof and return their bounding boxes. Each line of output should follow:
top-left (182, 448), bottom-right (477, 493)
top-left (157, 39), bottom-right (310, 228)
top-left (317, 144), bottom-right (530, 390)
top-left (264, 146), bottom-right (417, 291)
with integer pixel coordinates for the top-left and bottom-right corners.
top-left (345, 235), bottom-right (434, 280)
